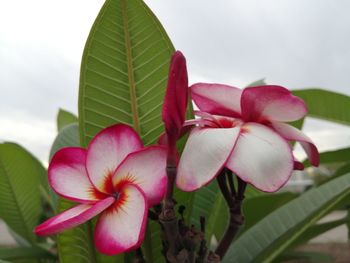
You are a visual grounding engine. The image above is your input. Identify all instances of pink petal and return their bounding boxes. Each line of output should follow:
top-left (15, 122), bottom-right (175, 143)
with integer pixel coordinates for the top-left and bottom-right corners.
top-left (35, 197), bottom-right (114, 236)
top-left (86, 124), bottom-right (143, 194)
top-left (270, 122), bottom-right (319, 166)
top-left (113, 146), bottom-right (167, 206)
top-left (49, 147), bottom-right (102, 203)
top-left (191, 83), bottom-right (242, 117)
top-left (94, 184), bottom-right (147, 255)
top-left (177, 127), bottom-right (240, 191)
top-left (226, 123), bottom-right (294, 192)
top-left (162, 51), bottom-right (189, 145)
top-left (241, 85), bottom-right (307, 122)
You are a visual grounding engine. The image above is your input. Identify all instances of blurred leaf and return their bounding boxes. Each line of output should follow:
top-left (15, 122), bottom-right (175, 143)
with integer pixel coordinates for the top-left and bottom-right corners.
top-left (78, 0), bottom-right (177, 261)
top-left (285, 216), bottom-right (348, 250)
top-left (0, 143), bottom-right (44, 244)
top-left (303, 147), bottom-right (350, 167)
top-left (0, 247), bottom-right (55, 260)
top-left (57, 108), bottom-right (78, 131)
top-left (277, 251), bottom-right (333, 263)
top-left (242, 192), bottom-right (297, 232)
top-left (223, 172), bottom-right (350, 263)
top-left (293, 89), bottom-right (350, 126)
top-left (6, 227), bottom-right (31, 247)
top-left (246, 78), bottom-right (266, 87)
top-left (49, 123), bottom-right (80, 160)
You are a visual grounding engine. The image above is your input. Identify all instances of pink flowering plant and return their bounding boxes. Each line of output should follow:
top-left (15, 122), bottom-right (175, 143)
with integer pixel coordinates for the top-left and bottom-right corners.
top-left (1, 1), bottom-right (350, 263)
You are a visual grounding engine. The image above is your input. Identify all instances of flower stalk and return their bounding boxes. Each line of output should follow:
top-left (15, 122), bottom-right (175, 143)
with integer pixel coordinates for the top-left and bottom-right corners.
top-left (215, 169), bottom-right (246, 259)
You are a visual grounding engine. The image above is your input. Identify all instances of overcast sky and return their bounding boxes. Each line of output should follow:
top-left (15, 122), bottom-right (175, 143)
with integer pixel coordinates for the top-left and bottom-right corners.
top-left (1, 0), bottom-right (350, 164)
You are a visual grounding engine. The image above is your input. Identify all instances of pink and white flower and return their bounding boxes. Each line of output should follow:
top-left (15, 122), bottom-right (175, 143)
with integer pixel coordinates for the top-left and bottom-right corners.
top-left (177, 84), bottom-right (319, 192)
top-left (35, 124), bottom-right (167, 255)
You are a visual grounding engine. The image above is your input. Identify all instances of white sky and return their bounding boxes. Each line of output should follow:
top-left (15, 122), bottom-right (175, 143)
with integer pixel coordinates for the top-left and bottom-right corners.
top-left (1, 0), bottom-right (350, 164)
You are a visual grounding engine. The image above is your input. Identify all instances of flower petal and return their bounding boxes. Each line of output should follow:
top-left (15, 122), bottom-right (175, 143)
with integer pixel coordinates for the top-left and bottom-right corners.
top-left (177, 127), bottom-right (240, 191)
top-left (35, 197), bottom-right (114, 236)
top-left (191, 83), bottom-right (242, 117)
top-left (94, 184), bottom-right (147, 255)
top-left (226, 123), bottom-right (294, 192)
top-left (162, 51), bottom-right (189, 141)
top-left (49, 147), bottom-right (100, 203)
top-left (86, 124), bottom-right (143, 193)
top-left (270, 122), bottom-right (319, 166)
top-left (241, 85), bottom-right (307, 122)
top-left (113, 146), bottom-right (167, 206)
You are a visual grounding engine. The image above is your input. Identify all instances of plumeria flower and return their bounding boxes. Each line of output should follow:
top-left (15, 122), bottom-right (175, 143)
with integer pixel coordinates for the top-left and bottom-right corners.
top-left (177, 84), bottom-right (319, 192)
top-left (35, 124), bottom-right (167, 255)
top-left (161, 51), bottom-right (189, 165)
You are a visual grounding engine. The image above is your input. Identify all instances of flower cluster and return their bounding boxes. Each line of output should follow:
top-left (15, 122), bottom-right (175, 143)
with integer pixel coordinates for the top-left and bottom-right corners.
top-left (35, 51), bottom-right (319, 255)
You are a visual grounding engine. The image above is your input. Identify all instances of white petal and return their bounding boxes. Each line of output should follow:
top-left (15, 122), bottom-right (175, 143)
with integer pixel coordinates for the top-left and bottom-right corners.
top-left (226, 123), bottom-right (293, 192)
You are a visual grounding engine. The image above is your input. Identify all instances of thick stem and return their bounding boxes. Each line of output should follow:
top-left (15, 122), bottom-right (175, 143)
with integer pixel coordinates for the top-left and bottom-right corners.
top-left (214, 170), bottom-right (246, 259)
top-left (214, 200), bottom-right (244, 258)
top-left (160, 164), bottom-right (185, 262)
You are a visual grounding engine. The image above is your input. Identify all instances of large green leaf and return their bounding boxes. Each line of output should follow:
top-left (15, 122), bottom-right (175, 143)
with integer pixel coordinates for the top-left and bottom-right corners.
top-left (79, 0), bottom-right (174, 147)
top-left (57, 109), bottom-right (78, 132)
top-left (0, 143), bottom-right (44, 244)
top-left (284, 216), bottom-right (348, 250)
top-left (293, 89), bottom-right (350, 126)
top-left (242, 192), bottom-right (297, 232)
top-left (222, 172), bottom-right (350, 263)
top-left (78, 0), bottom-right (178, 261)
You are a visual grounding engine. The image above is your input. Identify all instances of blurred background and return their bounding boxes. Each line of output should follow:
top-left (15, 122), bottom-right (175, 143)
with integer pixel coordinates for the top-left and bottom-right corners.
top-left (1, 1), bottom-right (350, 261)
top-left (1, 0), bottom-right (350, 164)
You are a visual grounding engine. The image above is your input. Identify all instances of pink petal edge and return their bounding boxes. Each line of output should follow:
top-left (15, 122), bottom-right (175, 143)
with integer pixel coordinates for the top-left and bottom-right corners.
top-left (191, 83), bottom-right (242, 118)
top-left (241, 85), bottom-right (307, 123)
top-left (35, 197), bottom-right (114, 236)
top-left (48, 147), bottom-right (99, 203)
top-left (270, 122), bottom-right (319, 166)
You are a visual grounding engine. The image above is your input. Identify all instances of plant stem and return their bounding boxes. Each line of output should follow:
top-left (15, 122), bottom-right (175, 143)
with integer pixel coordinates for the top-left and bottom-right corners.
top-left (159, 165), bottom-right (185, 262)
top-left (214, 170), bottom-right (246, 259)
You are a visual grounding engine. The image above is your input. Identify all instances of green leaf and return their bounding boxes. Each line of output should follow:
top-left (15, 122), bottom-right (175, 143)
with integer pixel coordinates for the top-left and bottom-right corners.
top-left (222, 172), bottom-right (350, 263)
top-left (78, 0), bottom-right (174, 147)
top-left (6, 227), bottom-right (31, 247)
top-left (49, 123), bottom-right (80, 160)
top-left (284, 216), bottom-right (348, 250)
top-left (57, 108), bottom-right (78, 131)
top-left (78, 0), bottom-right (177, 261)
top-left (303, 147), bottom-right (350, 167)
top-left (0, 143), bottom-right (44, 244)
top-left (242, 192), bottom-right (297, 232)
top-left (0, 247), bottom-right (55, 260)
top-left (293, 89), bottom-right (350, 126)
top-left (246, 78), bottom-right (266, 87)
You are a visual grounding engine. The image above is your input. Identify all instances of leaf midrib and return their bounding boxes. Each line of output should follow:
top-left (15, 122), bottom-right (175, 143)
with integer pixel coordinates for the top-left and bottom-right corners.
top-left (121, 0), bottom-right (141, 134)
